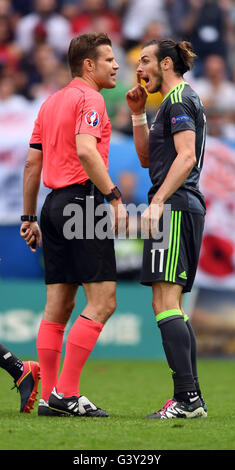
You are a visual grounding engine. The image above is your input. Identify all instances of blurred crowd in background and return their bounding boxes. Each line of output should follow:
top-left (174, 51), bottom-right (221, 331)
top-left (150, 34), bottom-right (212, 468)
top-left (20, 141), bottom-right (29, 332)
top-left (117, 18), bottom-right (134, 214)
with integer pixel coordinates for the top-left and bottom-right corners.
top-left (0, 1), bottom-right (235, 356)
top-left (0, 0), bottom-right (235, 285)
top-left (0, 0), bottom-right (235, 139)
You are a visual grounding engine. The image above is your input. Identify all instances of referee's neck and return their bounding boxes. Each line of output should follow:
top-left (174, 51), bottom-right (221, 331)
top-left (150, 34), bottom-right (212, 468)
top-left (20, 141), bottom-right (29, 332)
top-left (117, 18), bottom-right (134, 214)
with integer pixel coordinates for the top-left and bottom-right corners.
top-left (73, 76), bottom-right (100, 92)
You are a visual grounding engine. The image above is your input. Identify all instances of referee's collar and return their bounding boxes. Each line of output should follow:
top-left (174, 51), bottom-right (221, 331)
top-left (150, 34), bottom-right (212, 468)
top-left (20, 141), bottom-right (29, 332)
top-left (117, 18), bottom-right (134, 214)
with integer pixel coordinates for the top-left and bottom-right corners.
top-left (68, 78), bottom-right (96, 91)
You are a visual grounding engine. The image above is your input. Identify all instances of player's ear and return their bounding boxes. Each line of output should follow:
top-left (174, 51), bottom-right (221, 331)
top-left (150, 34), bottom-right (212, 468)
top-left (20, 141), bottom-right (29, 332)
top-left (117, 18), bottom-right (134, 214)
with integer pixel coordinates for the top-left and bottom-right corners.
top-left (160, 56), bottom-right (172, 71)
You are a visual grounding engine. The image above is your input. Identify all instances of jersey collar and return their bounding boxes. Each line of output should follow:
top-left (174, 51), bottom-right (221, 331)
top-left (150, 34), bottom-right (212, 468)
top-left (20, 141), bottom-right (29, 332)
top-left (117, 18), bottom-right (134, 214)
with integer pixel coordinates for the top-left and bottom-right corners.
top-left (68, 78), bottom-right (95, 91)
top-left (162, 81), bottom-right (188, 103)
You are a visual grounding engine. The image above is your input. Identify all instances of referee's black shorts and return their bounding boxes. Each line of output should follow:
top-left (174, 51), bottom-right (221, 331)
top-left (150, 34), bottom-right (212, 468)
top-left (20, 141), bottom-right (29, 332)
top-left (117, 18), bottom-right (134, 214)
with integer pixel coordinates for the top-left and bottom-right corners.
top-left (40, 181), bottom-right (116, 285)
top-left (141, 210), bottom-right (205, 293)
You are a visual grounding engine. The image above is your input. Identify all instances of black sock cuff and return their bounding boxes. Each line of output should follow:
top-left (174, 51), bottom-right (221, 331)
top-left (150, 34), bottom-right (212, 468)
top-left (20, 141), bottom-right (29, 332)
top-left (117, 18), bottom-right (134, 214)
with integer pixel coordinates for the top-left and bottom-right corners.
top-left (173, 374), bottom-right (196, 393)
top-left (156, 309), bottom-right (184, 327)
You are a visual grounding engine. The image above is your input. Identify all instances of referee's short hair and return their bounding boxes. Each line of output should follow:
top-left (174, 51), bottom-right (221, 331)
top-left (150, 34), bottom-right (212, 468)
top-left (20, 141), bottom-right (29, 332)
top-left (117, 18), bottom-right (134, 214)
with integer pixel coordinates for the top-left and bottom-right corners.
top-left (68, 33), bottom-right (112, 77)
top-left (143, 38), bottom-right (196, 75)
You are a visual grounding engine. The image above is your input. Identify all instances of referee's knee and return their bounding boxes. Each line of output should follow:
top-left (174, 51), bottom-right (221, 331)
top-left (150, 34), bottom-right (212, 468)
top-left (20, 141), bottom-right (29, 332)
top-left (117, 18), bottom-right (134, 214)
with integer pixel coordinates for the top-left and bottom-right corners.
top-left (104, 295), bottom-right (117, 318)
top-left (95, 295), bottom-right (116, 321)
top-left (65, 298), bottom-right (76, 316)
top-left (44, 298), bottom-right (76, 323)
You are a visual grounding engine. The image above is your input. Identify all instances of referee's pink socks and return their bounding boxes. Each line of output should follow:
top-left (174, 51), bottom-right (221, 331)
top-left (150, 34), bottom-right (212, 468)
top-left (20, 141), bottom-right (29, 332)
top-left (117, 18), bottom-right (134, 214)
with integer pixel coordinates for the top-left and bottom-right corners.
top-left (36, 319), bottom-right (65, 401)
top-left (56, 315), bottom-right (104, 397)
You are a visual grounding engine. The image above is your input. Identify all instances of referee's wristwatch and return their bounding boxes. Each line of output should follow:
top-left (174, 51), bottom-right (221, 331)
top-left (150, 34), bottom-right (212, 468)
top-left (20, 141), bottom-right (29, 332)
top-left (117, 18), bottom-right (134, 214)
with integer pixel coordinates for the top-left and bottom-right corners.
top-left (21, 215), bottom-right (37, 222)
top-left (104, 186), bottom-right (122, 202)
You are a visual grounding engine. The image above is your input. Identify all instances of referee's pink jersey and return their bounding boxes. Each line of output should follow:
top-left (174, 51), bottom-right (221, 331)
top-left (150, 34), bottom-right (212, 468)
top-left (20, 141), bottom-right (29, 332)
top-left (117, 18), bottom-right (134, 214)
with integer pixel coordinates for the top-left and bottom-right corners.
top-left (30, 78), bottom-right (111, 189)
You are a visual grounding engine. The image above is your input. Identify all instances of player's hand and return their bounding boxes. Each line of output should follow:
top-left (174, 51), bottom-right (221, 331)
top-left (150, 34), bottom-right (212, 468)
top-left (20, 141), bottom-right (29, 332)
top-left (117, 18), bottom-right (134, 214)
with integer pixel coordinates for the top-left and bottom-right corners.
top-left (20, 221), bottom-right (42, 252)
top-left (126, 73), bottom-right (148, 115)
top-left (141, 202), bottom-right (164, 238)
top-left (110, 199), bottom-right (129, 237)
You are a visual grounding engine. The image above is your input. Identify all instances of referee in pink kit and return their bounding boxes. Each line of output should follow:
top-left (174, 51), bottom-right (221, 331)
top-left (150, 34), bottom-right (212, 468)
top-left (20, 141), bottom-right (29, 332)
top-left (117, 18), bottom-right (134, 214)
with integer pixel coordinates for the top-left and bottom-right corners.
top-left (20, 33), bottom-right (128, 417)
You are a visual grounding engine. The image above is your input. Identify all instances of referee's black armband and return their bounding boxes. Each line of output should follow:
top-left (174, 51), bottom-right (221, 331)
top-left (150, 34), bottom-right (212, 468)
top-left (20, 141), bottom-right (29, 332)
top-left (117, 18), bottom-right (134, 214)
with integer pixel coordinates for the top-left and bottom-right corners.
top-left (30, 143), bottom-right (42, 151)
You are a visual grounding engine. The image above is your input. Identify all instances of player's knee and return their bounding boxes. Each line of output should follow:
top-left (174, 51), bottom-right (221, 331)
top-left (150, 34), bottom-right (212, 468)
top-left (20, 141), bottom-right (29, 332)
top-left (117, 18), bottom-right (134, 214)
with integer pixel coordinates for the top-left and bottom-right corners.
top-left (152, 299), bottom-right (180, 316)
top-left (152, 299), bottom-right (161, 316)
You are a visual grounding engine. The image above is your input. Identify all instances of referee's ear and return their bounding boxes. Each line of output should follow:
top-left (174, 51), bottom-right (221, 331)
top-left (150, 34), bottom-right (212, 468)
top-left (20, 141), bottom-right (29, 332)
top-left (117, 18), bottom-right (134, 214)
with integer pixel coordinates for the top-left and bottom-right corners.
top-left (83, 58), bottom-right (95, 73)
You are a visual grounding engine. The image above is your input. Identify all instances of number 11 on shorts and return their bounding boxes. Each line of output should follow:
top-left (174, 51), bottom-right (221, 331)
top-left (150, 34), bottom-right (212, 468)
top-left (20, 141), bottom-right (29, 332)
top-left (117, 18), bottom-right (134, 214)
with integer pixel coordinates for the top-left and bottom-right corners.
top-left (151, 248), bottom-right (164, 273)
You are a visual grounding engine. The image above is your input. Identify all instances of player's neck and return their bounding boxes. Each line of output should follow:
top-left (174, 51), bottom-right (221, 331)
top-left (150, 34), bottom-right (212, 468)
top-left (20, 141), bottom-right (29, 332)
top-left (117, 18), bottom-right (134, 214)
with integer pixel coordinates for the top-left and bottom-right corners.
top-left (160, 75), bottom-right (185, 100)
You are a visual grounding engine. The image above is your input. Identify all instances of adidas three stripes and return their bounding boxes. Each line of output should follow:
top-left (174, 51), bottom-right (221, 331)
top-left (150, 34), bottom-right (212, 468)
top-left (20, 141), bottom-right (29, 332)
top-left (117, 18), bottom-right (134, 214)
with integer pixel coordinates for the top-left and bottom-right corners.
top-left (141, 210), bottom-right (205, 293)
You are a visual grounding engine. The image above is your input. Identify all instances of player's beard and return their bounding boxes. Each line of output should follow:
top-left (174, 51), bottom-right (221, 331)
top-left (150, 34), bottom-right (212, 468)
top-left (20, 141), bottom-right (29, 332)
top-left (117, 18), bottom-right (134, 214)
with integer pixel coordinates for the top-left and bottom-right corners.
top-left (152, 71), bottom-right (163, 93)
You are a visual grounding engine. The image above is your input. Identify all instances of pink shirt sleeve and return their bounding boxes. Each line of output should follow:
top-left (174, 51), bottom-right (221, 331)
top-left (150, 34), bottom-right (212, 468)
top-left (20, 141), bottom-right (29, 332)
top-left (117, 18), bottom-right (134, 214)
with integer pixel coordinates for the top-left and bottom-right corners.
top-left (29, 115), bottom-right (42, 145)
top-left (75, 91), bottom-right (105, 141)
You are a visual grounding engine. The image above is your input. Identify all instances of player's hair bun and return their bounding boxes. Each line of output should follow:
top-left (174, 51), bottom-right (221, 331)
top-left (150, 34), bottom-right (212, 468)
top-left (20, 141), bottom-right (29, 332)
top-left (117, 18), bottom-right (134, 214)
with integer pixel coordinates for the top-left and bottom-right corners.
top-left (176, 41), bottom-right (197, 73)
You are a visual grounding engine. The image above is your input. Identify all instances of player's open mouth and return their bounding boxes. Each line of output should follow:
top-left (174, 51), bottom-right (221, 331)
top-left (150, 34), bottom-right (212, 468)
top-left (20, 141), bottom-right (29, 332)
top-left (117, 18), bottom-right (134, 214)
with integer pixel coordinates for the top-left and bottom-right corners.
top-left (142, 76), bottom-right (151, 88)
top-left (141, 75), bottom-right (150, 85)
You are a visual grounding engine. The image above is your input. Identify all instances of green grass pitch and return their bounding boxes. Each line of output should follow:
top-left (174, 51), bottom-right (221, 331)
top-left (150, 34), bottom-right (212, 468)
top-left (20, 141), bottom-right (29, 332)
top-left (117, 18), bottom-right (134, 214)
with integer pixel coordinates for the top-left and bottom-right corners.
top-left (0, 359), bottom-right (235, 451)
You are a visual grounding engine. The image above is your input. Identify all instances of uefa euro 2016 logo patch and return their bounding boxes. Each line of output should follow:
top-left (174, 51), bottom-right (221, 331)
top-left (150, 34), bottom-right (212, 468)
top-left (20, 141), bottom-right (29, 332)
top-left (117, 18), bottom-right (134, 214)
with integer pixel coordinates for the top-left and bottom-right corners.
top-left (85, 110), bottom-right (99, 127)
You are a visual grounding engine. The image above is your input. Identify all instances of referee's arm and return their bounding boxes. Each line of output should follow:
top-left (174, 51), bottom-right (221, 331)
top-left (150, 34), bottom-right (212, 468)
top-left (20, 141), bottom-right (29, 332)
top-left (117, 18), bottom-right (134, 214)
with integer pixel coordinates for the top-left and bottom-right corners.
top-left (76, 133), bottom-right (128, 233)
top-left (23, 147), bottom-right (42, 215)
top-left (76, 134), bottom-right (117, 194)
top-left (20, 147), bottom-right (43, 251)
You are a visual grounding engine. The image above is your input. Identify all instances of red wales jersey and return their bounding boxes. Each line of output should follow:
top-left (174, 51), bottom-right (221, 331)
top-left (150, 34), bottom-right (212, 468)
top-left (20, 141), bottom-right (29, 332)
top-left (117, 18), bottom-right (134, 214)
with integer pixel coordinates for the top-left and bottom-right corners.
top-left (29, 78), bottom-right (111, 189)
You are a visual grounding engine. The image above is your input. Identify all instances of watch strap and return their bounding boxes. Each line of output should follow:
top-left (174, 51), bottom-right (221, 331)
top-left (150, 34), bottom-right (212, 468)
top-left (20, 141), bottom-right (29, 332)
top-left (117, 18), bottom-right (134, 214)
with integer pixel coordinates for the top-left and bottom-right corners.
top-left (104, 186), bottom-right (122, 202)
top-left (21, 215), bottom-right (37, 222)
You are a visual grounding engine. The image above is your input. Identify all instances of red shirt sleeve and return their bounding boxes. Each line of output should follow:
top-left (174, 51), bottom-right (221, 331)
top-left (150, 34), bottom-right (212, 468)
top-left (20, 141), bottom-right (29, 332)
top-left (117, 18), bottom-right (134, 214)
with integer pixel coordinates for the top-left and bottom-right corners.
top-left (75, 91), bottom-right (105, 141)
top-left (29, 114), bottom-right (42, 145)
